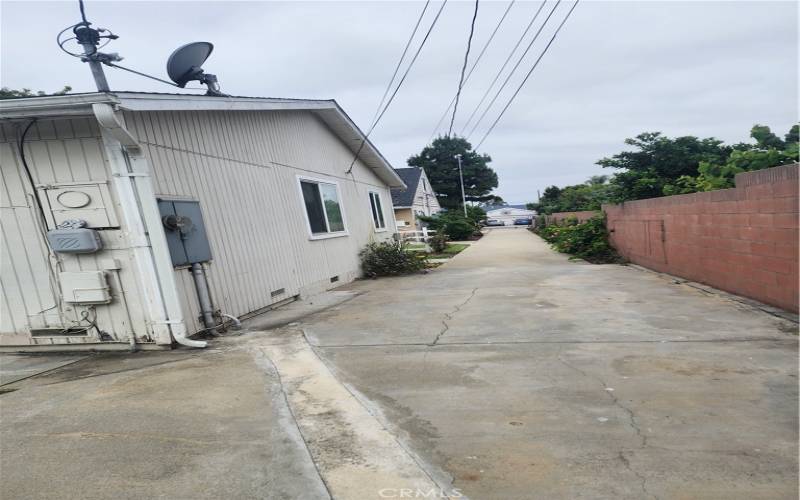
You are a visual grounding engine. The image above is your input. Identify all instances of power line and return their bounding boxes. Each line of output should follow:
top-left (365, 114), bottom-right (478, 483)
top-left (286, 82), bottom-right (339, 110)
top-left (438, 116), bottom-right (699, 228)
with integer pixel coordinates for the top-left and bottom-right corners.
top-left (459, 0), bottom-right (549, 137)
top-left (447, 0), bottom-right (480, 136)
top-left (346, 0), bottom-right (449, 173)
top-left (428, 0), bottom-right (515, 143)
top-left (369, 0), bottom-right (432, 128)
top-left (464, 0), bottom-right (563, 140)
top-left (475, 0), bottom-right (580, 150)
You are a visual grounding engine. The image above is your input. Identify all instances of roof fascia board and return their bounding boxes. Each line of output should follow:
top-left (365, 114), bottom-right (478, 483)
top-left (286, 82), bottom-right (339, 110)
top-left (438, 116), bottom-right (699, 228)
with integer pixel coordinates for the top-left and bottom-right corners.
top-left (0, 93), bottom-right (119, 119)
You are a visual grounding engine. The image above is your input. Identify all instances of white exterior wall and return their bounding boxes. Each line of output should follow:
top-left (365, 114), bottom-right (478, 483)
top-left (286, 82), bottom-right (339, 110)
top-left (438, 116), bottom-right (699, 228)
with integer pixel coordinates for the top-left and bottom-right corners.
top-left (0, 119), bottom-right (150, 346)
top-left (0, 108), bottom-right (397, 347)
top-left (411, 170), bottom-right (441, 218)
top-left (121, 109), bottom-right (396, 334)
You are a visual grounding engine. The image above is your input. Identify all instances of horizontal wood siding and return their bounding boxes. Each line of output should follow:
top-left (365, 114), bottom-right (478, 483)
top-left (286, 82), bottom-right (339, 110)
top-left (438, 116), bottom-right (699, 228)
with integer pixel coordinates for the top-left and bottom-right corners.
top-left (122, 109), bottom-right (395, 333)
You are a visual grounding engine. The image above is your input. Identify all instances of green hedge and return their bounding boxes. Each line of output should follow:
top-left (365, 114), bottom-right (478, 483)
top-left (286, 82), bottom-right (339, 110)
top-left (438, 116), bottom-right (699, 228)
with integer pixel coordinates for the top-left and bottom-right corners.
top-left (536, 215), bottom-right (620, 264)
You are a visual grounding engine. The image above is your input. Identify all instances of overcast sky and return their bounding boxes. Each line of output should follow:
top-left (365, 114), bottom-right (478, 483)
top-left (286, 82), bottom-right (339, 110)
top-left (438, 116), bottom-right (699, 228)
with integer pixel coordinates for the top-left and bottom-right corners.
top-left (2, 0), bottom-right (797, 203)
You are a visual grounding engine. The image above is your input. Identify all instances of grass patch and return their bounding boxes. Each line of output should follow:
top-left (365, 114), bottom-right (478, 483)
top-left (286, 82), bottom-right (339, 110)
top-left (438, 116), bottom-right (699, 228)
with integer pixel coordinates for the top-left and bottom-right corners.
top-left (427, 243), bottom-right (469, 259)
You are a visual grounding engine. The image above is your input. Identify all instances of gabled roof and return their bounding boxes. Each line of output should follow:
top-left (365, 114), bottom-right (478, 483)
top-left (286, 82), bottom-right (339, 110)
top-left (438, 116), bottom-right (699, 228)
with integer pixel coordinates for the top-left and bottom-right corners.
top-left (0, 91), bottom-right (405, 188)
top-left (391, 167), bottom-right (423, 208)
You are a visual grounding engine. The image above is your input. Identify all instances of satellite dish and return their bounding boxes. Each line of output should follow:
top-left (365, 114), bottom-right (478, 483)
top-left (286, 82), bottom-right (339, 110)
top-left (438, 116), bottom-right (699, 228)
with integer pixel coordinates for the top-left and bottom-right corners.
top-left (166, 42), bottom-right (226, 96)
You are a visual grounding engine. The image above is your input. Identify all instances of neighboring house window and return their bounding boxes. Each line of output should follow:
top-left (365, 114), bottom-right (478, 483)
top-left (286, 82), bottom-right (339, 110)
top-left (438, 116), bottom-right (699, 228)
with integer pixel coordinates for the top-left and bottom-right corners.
top-left (368, 191), bottom-right (386, 230)
top-left (299, 178), bottom-right (346, 236)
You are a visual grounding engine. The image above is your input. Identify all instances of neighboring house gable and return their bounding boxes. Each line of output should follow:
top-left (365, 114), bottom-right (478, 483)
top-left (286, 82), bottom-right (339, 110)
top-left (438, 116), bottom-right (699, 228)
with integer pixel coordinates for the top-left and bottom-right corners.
top-left (391, 167), bottom-right (441, 229)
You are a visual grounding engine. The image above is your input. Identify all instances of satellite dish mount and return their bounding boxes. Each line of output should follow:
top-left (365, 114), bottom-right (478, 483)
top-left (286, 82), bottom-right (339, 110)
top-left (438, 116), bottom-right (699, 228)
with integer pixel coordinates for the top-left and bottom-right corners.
top-left (166, 42), bottom-right (226, 97)
top-left (58, 1), bottom-right (228, 97)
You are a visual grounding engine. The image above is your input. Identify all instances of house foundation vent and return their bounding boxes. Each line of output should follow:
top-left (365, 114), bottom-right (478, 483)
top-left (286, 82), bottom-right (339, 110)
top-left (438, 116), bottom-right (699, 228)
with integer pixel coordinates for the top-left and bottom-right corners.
top-left (270, 288), bottom-right (286, 298)
top-left (330, 276), bottom-right (340, 283)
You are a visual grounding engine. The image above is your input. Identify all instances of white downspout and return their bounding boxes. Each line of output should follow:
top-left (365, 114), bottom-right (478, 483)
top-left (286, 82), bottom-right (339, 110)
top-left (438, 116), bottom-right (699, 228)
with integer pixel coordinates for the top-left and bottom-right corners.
top-left (93, 103), bottom-right (206, 348)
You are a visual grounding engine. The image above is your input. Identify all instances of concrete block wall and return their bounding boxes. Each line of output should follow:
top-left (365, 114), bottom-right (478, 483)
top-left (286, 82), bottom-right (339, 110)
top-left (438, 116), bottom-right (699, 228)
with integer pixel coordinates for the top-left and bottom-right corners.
top-left (545, 210), bottom-right (599, 225)
top-left (601, 163), bottom-right (798, 312)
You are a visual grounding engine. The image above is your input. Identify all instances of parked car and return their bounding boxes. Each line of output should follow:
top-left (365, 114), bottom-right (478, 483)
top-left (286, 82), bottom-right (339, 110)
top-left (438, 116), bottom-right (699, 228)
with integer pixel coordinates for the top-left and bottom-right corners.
top-left (514, 218), bottom-right (532, 226)
top-left (485, 219), bottom-right (505, 227)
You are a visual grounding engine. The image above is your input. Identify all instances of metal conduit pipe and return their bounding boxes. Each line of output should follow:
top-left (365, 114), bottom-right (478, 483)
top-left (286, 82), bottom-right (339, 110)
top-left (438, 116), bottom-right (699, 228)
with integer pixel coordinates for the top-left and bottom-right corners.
top-left (190, 263), bottom-right (217, 334)
top-left (220, 313), bottom-right (242, 329)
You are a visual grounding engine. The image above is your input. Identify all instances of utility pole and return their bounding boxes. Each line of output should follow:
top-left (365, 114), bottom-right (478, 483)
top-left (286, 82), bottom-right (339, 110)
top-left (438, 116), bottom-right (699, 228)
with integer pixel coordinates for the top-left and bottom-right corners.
top-left (454, 154), bottom-right (467, 217)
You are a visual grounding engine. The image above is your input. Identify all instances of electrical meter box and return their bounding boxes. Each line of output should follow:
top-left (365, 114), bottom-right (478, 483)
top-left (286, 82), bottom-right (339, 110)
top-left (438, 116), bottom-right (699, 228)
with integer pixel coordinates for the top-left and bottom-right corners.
top-left (59, 271), bottom-right (112, 304)
top-left (38, 183), bottom-right (119, 229)
top-left (157, 199), bottom-right (213, 267)
top-left (47, 228), bottom-right (103, 254)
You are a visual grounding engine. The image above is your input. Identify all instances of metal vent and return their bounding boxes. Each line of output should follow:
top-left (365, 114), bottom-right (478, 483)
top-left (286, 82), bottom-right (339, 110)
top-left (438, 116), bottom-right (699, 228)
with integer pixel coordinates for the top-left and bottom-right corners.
top-left (270, 288), bottom-right (286, 298)
top-left (31, 327), bottom-right (89, 337)
top-left (330, 276), bottom-right (339, 283)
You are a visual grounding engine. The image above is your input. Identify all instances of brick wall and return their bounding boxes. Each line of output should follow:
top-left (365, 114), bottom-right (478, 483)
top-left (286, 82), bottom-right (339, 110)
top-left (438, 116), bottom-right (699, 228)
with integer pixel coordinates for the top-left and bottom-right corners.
top-left (601, 163), bottom-right (798, 312)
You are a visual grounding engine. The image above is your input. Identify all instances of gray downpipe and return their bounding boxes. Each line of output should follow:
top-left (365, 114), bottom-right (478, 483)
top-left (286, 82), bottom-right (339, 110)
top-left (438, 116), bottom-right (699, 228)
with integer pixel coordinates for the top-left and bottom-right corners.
top-left (191, 263), bottom-right (217, 334)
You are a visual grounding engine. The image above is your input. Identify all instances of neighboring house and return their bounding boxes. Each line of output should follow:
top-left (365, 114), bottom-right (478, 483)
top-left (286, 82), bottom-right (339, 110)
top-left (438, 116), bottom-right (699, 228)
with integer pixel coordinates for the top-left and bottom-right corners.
top-left (485, 204), bottom-right (537, 226)
top-left (0, 92), bottom-right (404, 350)
top-left (391, 167), bottom-right (441, 230)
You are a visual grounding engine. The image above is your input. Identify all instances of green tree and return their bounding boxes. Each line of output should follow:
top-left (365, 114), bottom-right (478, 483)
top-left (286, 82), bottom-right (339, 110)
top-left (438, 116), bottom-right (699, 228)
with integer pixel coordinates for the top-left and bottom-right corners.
top-left (785, 124), bottom-right (799, 144)
top-left (597, 132), bottom-right (731, 201)
top-left (0, 86), bottom-right (72, 99)
top-left (408, 135), bottom-right (499, 210)
top-left (750, 124), bottom-right (785, 149)
top-left (665, 124), bottom-right (799, 193)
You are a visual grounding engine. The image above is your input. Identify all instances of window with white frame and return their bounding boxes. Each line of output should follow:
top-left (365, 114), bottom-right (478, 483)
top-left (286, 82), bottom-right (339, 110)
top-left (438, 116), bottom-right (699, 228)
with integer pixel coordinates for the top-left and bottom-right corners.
top-left (299, 178), bottom-right (346, 236)
top-left (368, 191), bottom-right (386, 230)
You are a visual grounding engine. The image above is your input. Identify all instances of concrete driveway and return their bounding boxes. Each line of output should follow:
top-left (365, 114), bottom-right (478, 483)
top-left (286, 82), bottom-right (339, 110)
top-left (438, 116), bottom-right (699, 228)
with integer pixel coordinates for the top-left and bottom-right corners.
top-left (303, 227), bottom-right (798, 499)
top-left (1, 228), bottom-right (796, 500)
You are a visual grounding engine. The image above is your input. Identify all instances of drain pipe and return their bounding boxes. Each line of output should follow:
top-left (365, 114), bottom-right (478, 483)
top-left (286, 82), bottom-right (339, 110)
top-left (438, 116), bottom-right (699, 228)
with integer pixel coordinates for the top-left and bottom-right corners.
top-left (191, 263), bottom-right (217, 334)
top-left (93, 103), bottom-right (205, 348)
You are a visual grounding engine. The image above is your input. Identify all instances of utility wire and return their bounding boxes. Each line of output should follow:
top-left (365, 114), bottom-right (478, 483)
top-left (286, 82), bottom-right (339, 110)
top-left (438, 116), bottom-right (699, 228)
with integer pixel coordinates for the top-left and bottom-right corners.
top-left (429, 0), bottom-right (515, 143)
top-left (447, 0), bottom-right (480, 136)
top-left (369, 0), bottom-right (431, 128)
top-left (459, 0), bottom-right (549, 137)
top-left (347, 0), bottom-right (449, 173)
top-left (465, 0), bottom-right (562, 140)
top-left (475, 0), bottom-right (580, 150)
top-left (78, 0), bottom-right (88, 23)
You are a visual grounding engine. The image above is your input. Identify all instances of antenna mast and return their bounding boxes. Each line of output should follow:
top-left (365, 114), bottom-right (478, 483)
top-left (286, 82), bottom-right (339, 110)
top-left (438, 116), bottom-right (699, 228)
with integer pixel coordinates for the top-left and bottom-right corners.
top-left (74, 23), bottom-right (110, 91)
top-left (58, 0), bottom-right (227, 96)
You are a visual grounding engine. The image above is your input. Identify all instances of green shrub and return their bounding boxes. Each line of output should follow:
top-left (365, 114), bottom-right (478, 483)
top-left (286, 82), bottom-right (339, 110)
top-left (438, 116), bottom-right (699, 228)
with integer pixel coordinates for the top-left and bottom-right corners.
top-left (419, 210), bottom-right (481, 240)
top-left (360, 241), bottom-right (426, 278)
top-left (428, 233), bottom-right (449, 253)
top-left (537, 215), bottom-right (620, 264)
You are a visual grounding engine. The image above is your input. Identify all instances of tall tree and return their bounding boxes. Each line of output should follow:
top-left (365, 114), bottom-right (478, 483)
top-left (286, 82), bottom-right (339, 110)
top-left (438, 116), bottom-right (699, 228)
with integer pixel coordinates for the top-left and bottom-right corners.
top-left (597, 132), bottom-right (731, 201)
top-left (407, 135), bottom-right (499, 210)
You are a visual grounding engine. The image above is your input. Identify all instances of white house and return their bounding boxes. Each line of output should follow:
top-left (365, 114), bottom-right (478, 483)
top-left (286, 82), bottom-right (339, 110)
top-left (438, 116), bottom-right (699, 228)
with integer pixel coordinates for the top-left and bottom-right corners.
top-left (390, 167), bottom-right (441, 231)
top-left (485, 204), bottom-right (537, 226)
top-left (0, 92), bottom-right (404, 350)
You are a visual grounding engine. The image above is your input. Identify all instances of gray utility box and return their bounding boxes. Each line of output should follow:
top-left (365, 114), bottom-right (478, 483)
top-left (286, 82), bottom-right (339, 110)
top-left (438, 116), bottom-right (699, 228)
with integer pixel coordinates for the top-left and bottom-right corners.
top-left (47, 228), bottom-right (103, 254)
top-left (157, 199), bottom-right (213, 267)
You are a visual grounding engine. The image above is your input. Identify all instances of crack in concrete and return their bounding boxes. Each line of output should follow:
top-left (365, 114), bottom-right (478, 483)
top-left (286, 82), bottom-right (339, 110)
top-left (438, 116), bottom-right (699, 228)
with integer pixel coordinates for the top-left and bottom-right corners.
top-left (429, 288), bottom-right (478, 346)
top-left (556, 351), bottom-right (659, 500)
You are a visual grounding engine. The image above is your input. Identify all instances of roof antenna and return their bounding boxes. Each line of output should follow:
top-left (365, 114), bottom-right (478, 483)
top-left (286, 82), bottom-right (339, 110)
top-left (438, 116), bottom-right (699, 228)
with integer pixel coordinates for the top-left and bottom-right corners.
top-left (57, 0), bottom-right (228, 96)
